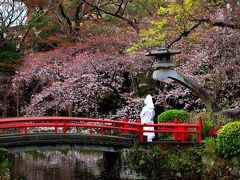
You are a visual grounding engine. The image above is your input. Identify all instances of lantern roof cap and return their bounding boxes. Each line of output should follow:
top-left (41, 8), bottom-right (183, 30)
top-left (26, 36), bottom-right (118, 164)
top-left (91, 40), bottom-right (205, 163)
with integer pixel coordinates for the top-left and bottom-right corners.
top-left (145, 48), bottom-right (181, 56)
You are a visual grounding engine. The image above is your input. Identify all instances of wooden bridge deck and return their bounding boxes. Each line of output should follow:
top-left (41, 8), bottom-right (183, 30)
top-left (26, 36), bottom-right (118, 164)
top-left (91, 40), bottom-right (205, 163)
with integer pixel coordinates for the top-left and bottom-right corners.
top-left (0, 132), bottom-right (134, 152)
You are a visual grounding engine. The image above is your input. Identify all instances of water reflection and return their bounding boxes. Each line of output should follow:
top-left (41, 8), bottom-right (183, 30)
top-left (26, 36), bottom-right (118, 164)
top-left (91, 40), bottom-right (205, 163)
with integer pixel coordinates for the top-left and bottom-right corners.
top-left (9, 150), bottom-right (105, 180)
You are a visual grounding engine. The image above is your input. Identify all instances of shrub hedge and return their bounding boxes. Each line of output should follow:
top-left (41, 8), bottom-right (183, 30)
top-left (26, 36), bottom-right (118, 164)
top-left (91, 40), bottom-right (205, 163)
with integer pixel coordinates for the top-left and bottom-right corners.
top-left (157, 109), bottom-right (190, 123)
top-left (216, 121), bottom-right (240, 157)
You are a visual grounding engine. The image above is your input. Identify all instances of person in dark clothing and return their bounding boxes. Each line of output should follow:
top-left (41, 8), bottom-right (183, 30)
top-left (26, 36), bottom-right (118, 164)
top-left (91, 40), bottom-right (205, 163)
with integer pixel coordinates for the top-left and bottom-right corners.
top-left (152, 98), bottom-right (164, 141)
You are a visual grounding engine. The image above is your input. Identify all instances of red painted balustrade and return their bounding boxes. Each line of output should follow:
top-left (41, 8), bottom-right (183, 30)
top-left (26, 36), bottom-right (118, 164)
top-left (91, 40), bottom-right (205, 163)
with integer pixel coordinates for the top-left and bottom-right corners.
top-left (0, 117), bottom-right (203, 143)
top-left (209, 125), bottom-right (223, 137)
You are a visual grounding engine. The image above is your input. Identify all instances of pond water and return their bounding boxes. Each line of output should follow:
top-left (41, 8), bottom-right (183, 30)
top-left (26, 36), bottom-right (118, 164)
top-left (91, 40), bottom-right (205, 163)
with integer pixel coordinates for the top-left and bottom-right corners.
top-left (9, 150), bottom-right (111, 180)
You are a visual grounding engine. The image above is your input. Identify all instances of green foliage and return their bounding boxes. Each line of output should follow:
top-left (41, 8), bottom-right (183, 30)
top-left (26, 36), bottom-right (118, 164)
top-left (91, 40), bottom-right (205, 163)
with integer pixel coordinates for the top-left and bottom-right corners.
top-left (128, 145), bottom-right (203, 178)
top-left (128, 0), bottom-right (225, 51)
top-left (127, 19), bottom-right (167, 51)
top-left (28, 13), bottom-right (60, 52)
top-left (0, 40), bottom-right (21, 60)
top-left (128, 0), bottom-right (200, 51)
top-left (104, 15), bottom-right (124, 25)
top-left (128, 147), bottom-right (147, 174)
top-left (33, 42), bottom-right (57, 52)
top-left (157, 109), bottom-right (190, 123)
top-left (0, 159), bottom-right (10, 180)
top-left (0, 49), bottom-right (21, 62)
top-left (0, 40), bottom-right (22, 73)
top-left (216, 122), bottom-right (240, 157)
top-left (26, 150), bottom-right (46, 159)
top-left (195, 112), bottom-right (215, 139)
top-left (202, 138), bottom-right (240, 177)
top-left (85, 24), bottom-right (115, 35)
top-left (0, 148), bottom-right (10, 178)
top-left (191, 112), bottom-right (229, 139)
top-left (28, 13), bottom-right (50, 29)
top-left (167, 146), bottom-right (203, 174)
top-left (201, 137), bottom-right (224, 175)
top-left (128, 146), bottom-right (165, 177)
top-left (196, 111), bottom-right (229, 127)
top-left (124, 0), bottom-right (158, 18)
top-left (204, 137), bottom-right (216, 154)
top-left (202, 119), bottom-right (213, 139)
top-left (127, 141), bottom-right (240, 178)
top-left (0, 148), bottom-right (8, 164)
top-left (0, 50), bottom-right (22, 70)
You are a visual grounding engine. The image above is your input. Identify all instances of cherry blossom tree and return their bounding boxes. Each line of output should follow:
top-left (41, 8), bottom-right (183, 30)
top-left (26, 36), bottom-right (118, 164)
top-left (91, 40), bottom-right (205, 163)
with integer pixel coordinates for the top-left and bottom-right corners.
top-left (12, 28), bottom-right (157, 118)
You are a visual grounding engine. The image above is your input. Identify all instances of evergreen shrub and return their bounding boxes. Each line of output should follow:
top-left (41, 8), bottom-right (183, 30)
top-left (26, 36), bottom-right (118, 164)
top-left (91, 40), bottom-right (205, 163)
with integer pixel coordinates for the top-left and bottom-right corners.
top-left (195, 112), bottom-right (214, 139)
top-left (201, 119), bottom-right (213, 139)
top-left (0, 148), bottom-right (8, 164)
top-left (157, 109), bottom-right (190, 123)
top-left (216, 122), bottom-right (240, 157)
top-left (0, 40), bottom-right (21, 62)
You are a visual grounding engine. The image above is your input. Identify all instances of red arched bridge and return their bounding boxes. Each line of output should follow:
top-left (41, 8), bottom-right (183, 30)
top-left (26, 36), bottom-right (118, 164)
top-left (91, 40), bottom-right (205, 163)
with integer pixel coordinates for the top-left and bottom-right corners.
top-left (0, 117), bottom-right (203, 152)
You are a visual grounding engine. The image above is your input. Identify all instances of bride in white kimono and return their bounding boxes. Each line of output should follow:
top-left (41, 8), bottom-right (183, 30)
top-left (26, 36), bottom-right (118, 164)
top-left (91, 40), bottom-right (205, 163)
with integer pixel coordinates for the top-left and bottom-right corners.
top-left (140, 94), bottom-right (155, 142)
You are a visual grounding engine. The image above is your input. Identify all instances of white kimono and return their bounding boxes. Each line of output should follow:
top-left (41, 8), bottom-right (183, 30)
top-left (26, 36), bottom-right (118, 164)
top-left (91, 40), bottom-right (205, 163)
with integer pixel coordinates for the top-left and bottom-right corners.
top-left (140, 94), bottom-right (155, 142)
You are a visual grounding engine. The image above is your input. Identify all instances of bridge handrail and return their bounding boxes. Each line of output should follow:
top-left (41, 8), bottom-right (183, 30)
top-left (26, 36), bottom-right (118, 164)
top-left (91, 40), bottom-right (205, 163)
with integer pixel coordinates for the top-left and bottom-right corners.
top-left (0, 117), bottom-right (199, 127)
top-left (0, 117), bottom-right (202, 143)
top-left (209, 125), bottom-right (223, 137)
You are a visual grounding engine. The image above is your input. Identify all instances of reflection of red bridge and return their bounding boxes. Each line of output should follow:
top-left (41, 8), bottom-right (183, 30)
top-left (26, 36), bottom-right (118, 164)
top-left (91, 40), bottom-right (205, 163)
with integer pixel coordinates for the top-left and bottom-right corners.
top-left (0, 117), bottom-right (203, 143)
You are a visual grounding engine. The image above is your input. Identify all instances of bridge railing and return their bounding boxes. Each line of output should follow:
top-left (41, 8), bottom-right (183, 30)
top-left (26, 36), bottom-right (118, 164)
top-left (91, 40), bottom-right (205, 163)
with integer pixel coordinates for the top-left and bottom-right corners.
top-left (0, 117), bottom-right (202, 143)
top-left (209, 125), bottom-right (222, 137)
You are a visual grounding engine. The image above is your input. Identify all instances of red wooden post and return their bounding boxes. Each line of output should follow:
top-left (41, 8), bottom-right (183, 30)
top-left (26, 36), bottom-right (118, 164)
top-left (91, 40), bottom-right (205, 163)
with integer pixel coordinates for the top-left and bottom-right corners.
top-left (90, 127), bottom-right (93, 136)
top-left (122, 118), bottom-right (128, 134)
top-left (63, 120), bottom-right (67, 136)
top-left (173, 119), bottom-right (179, 140)
top-left (210, 125), bottom-right (222, 137)
top-left (210, 126), bottom-right (214, 137)
top-left (181, 126), bottom-right (188, 142)
top-left (101, 128), bottom-right (104, 136)
top-left (198, 119), bottom-right (203, 143)
top-left (136, 119), bottom-right (143, 142)
top-left (24, 127), bottom-right (27, 137)
top-left (55, 121), bottom-right (58, 133)
top-left (185, 126), bottom-right (188, 141)
top-left (17, 128), bottom-right (21, 134)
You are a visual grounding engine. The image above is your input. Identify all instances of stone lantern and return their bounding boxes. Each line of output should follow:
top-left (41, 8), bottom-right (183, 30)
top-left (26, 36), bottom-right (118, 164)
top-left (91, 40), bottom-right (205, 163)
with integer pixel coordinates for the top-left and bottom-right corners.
top-left (146, 48), bottom-right (181, 82)
top-left (146, 48), bottom-right (219, 112)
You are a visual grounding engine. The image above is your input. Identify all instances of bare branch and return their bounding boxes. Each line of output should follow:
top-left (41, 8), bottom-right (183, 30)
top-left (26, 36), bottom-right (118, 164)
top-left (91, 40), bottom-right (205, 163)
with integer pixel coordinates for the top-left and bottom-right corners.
top-left (58, 3), bottom-right (72, 31)
top-left (82, 0), bottom-right (140, 33)
top-left (115, 0), bottom-right (125, 15)
top-left (168, 21), bottom-right (202, 49)
top-left (195, 18), bottom-right (240, 29)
